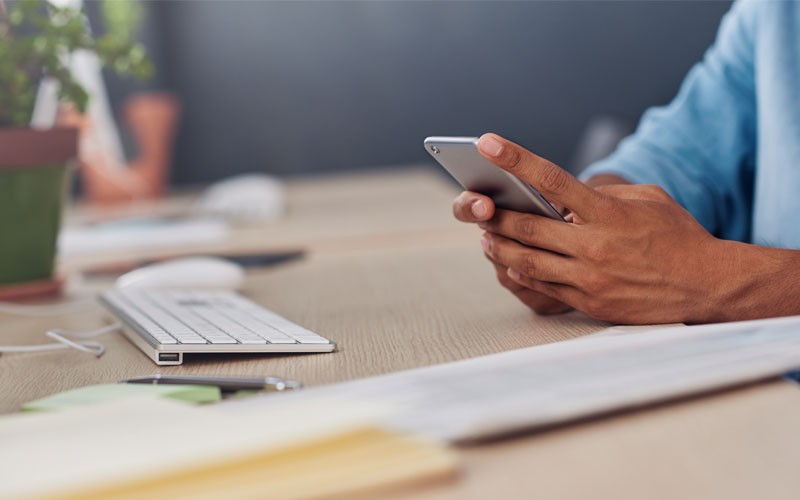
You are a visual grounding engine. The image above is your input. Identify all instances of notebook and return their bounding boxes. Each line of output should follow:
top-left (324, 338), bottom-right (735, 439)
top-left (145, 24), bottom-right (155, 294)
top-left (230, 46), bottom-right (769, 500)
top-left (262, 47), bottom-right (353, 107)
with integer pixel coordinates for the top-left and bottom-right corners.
top-left (0, 397), bottom-right (457, 499)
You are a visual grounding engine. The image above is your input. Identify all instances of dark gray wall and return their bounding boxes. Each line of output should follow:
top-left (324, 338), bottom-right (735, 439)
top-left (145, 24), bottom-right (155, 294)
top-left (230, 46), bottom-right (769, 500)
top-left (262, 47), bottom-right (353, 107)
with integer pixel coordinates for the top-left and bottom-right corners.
top-left (122, 0), bottom-right (732, 183)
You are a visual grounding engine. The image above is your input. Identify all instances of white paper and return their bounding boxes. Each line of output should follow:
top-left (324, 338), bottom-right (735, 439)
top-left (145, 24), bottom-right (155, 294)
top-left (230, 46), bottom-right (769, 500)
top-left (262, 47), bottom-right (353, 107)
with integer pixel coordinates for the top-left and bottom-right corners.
top-left (236, 315), bottom-right (800, 442)
top-left (59, 218), bottom-right (230, 256)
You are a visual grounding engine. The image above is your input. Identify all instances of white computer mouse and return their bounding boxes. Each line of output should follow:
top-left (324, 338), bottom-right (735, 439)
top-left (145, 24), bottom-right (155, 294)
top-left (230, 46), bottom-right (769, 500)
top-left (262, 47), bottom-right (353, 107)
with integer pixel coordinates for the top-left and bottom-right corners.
top-left (116, 257), bottom-right (245, 290)
top-left (199, 173), bottom-right (285, 221)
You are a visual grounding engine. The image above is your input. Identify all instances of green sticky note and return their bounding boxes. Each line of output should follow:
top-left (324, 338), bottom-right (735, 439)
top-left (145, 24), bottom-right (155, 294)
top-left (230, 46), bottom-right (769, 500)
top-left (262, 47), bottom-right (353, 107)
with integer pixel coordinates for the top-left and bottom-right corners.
top-left (21, 384), bottom-right (222, 412)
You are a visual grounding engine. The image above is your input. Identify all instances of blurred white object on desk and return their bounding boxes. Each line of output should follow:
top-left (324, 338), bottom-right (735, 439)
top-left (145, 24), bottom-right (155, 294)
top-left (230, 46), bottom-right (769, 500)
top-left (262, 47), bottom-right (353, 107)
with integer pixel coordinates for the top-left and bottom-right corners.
top-left (115, 257), bottom-right (245, 290)
top-left (200, 173), bottom-right (285, 221)
top-left (59, 218), bottom-right (230, 256)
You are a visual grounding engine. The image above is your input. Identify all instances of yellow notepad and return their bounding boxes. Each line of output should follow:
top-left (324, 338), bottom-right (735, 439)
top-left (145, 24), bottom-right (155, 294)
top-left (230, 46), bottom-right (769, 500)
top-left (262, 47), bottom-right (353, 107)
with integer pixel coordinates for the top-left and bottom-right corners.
top-left (0, 397), bottom-right (457, 499)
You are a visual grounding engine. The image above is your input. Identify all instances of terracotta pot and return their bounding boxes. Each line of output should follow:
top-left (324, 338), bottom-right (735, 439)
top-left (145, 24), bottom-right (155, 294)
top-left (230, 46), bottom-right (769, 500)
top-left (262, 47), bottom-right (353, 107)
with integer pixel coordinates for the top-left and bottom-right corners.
top-left (0, 127), bottom-right (77, 290)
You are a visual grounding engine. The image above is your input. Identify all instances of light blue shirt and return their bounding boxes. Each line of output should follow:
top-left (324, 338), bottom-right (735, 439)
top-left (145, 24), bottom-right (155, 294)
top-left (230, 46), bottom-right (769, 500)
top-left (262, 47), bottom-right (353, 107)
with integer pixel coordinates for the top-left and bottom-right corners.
top-left (580, 0), bottom-right (799, 249)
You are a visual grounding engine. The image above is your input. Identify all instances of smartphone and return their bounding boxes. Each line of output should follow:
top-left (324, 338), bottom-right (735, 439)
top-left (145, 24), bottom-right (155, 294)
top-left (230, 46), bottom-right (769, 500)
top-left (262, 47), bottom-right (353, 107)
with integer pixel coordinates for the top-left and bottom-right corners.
top-left (424, 136), bottom-right (565, 221)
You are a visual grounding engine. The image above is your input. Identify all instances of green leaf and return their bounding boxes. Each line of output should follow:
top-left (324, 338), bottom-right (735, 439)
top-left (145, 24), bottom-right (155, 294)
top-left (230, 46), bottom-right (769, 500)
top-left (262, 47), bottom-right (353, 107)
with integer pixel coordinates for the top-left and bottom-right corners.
top-left (1, 0), bottom-right (152, 127)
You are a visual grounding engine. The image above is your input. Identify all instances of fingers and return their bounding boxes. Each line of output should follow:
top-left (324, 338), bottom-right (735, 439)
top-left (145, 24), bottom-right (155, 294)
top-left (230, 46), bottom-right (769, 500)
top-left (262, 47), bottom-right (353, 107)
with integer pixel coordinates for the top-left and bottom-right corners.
top-left (516, 288), bottom-right (574, 315)
top-left (490, 261), bottom-right (572, 315)
top-left (481, 232), bottom-right (578, 285)
top-left (490, 261), bottom-right (528, 294)
top-left (506, 268), bottom-right (584, 308)
top-left (480, 209), bottom-right (581, 256)
top-left (453, 191), bottom-right (496, 222)
top-left (476, 133), bottom-right (605, 220)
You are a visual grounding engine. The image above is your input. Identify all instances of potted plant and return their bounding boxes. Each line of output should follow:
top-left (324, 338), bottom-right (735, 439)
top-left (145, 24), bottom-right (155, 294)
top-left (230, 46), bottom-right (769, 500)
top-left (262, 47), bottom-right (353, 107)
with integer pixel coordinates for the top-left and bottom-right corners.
top-left (0, 0), bottom-right (151, 298)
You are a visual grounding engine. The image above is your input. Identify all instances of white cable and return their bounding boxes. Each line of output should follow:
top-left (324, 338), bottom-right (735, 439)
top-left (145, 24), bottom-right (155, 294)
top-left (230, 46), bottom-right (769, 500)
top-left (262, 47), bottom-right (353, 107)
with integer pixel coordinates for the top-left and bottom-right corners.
top-left (0, 297), bottom-right (98, 317)
top-left (0, 322), bottom-right (122, 358)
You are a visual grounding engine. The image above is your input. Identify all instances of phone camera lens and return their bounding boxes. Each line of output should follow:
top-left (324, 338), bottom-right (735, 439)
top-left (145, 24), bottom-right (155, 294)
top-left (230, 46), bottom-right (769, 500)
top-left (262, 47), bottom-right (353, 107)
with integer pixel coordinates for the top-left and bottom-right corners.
top-left (430, 146), bottom-right (440, 154)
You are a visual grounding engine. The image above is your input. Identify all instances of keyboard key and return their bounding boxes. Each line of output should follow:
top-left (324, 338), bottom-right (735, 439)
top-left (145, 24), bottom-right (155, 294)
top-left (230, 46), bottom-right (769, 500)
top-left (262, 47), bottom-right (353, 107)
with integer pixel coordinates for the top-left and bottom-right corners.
top-left (294, 337), bottom-right (332, 344)
top-left (205, 336), bottom-right (237, 344)
top-left (237, 337), bottom-right (268, 345)
top-left (175, 336), bottom-right (208, 344)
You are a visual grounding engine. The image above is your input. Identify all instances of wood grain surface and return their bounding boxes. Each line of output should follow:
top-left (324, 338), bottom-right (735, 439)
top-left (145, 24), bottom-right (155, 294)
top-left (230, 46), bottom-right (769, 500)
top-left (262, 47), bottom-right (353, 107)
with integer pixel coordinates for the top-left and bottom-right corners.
top-left (0, 242), bottom-right (607, 414)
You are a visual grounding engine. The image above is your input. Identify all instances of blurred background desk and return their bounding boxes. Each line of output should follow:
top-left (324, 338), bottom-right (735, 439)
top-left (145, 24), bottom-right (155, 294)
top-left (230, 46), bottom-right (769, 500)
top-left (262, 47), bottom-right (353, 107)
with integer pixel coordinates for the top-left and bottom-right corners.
top-left (3, 167), bottom-right (799, 499)
top-left (61, 167), bottom-right (478, 271)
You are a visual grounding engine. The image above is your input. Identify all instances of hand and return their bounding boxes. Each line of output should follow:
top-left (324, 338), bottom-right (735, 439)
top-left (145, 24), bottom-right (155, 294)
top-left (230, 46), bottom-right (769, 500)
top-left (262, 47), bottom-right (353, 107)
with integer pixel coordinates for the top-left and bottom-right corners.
top-left (459, 133), bottom-right (734, 325)
top-left (58, 94), bottom-right (180, 204)
top-left (452, 190), bottom-right (572, 315)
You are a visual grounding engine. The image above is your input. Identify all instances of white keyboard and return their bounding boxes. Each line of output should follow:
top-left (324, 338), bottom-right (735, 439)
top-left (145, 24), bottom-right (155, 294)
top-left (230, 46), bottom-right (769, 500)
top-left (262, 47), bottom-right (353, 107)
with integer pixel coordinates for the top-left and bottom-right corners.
top-left (101, 290), bottom-right (335, 365)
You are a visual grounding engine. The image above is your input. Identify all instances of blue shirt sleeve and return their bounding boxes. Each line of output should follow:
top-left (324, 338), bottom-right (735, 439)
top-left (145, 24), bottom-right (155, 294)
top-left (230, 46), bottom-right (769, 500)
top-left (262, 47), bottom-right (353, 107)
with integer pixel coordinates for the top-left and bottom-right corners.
top-left (579, 0), bottom-right (759, 242)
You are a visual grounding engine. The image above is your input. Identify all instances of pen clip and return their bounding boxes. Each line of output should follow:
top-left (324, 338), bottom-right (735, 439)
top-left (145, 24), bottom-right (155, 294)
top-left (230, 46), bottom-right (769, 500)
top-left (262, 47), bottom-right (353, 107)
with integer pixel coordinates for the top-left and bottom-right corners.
top-left (264, 376), bottom-right (303, 392)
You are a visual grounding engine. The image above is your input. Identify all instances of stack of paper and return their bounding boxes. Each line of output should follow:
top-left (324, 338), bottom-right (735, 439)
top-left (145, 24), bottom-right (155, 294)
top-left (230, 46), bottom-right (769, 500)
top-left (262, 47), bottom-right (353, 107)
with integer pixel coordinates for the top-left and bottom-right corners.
top-left (0, 397), bottom-right (457, 499)
top-left (236, 315), bottom-right (800, 443)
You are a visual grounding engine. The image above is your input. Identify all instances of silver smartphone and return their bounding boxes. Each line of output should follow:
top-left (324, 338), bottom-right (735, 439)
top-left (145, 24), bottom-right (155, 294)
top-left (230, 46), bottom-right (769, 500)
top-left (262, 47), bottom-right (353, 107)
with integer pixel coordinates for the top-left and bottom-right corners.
top-left (424, 136), bottom-right (565, 221)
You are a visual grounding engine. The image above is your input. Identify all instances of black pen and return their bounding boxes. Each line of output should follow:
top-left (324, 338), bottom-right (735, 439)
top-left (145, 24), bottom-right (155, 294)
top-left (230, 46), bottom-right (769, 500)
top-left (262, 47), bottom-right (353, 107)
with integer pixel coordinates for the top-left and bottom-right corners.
top-left (123, 374), bottom-right (303, 393)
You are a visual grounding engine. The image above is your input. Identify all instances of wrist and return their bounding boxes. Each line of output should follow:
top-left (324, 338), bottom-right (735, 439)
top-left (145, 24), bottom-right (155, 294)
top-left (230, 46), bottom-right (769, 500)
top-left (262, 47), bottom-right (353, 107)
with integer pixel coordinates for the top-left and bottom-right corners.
top-left (700, 239), bottom-right (800, 323)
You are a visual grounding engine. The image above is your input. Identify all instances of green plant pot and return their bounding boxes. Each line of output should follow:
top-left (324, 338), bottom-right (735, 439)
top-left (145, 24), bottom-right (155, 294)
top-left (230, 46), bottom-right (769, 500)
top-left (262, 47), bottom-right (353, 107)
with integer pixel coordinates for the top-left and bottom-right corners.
top-left (0, 128), bottom-right (77, 287)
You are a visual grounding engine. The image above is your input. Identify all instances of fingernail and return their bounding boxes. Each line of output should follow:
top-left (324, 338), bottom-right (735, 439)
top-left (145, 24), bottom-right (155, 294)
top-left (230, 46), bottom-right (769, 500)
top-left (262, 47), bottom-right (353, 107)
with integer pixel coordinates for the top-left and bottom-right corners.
top-left (477, 221), bottom-right (488, 230)
top-left (471, 199), bottom-right (488, 218)
top-left (480, 234), bottom-right (492, 253)
top-left (508, 268), bottom-right (521, 280)
top-left (478, 135), bottom-right (504, 157)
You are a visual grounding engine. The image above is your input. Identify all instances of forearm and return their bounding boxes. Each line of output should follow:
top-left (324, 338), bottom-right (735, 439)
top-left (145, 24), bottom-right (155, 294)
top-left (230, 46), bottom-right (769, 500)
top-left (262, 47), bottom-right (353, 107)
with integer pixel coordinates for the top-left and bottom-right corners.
top-left (705, 241), bottom-right (800, 323)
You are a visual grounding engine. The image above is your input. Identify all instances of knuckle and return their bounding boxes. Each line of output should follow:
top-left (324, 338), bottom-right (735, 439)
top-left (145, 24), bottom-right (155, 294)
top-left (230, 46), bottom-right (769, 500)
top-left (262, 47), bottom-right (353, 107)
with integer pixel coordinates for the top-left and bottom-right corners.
top-left (513, 215), bottom-right (536, 238)
top-left (503, 148), bottom-right (524, 172)
top-left (539, 166), bottom-right (571, 195)
top-left (581, 272), bottom-right (608, 295)
top-left (522, 253), bottom-right (539, 276)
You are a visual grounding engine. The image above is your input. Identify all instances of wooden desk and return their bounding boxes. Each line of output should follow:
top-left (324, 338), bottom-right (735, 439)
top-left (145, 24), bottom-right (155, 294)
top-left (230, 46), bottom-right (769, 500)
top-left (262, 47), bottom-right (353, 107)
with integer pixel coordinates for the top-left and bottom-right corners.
top-left (3, 168), bottom-right (800, 499)
top-left (0, 242), bottom-right (606, 413)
